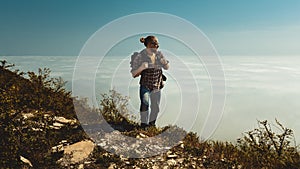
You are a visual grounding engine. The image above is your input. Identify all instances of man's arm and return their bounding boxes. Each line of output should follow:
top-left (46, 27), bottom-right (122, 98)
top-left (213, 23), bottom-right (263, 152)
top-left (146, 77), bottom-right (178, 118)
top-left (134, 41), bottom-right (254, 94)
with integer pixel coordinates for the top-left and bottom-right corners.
top-left (130, 53), bottom-right (144, 78)
top-left (131, 62), bottom-right (148, 78)
top-left (160, 58), bottom-right (169, 70)
top-left (157, 51), bottom-right (169, 70)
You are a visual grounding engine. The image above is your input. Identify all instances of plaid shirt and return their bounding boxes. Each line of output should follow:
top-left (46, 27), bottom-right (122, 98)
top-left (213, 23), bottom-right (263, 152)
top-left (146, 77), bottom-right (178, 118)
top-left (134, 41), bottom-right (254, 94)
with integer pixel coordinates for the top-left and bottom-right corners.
top-left (130, 49), bottom-right (168, 90)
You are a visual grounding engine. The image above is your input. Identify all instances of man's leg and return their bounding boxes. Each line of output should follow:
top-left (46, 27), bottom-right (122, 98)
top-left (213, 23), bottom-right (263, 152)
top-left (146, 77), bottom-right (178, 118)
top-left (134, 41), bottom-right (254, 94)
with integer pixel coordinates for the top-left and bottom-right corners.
top-left (139, 86), bottom-right (150, 128)
top-left (149, 90), bottom-right (161, 126)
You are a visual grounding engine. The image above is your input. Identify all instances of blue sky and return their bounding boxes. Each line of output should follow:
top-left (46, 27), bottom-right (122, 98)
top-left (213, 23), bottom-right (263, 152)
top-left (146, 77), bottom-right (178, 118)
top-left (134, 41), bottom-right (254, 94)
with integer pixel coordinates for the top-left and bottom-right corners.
top-left (0, 0), bottom-right (300, 56)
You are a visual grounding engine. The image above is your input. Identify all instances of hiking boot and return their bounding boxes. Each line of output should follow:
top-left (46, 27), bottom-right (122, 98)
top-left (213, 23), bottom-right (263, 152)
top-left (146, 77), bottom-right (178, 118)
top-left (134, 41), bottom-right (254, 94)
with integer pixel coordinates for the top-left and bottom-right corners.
top-left (140, 123), bottom-right (148, 129)
top-left (148, 121), bottom-right (156, 127)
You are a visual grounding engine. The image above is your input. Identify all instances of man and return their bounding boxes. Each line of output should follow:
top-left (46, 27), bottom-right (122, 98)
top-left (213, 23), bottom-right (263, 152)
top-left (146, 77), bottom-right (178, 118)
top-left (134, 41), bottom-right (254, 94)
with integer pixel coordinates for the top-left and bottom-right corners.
top-left (130, 35), bottom-right (169, 129)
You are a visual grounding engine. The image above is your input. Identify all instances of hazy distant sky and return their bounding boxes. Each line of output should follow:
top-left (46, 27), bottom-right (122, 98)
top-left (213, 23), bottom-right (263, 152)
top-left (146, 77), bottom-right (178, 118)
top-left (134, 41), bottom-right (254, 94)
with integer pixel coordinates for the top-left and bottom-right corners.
top-left (0, 0), bottom-right (300, 56)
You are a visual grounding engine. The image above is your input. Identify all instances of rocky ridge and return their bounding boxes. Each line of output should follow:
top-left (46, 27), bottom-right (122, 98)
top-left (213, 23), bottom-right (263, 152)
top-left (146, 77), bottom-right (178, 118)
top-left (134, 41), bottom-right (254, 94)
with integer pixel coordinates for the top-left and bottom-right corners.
top-left (2, 62), bottom-right (300, 169)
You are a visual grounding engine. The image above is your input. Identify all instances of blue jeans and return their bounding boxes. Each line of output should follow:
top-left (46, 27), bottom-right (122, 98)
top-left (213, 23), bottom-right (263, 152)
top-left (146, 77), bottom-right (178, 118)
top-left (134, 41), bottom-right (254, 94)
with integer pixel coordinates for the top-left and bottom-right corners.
top-left (139, 85), bottom-right (161, 125)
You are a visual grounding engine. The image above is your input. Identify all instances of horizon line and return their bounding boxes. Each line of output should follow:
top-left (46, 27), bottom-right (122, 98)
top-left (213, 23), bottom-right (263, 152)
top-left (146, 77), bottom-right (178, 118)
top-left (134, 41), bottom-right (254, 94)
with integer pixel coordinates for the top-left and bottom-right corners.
top-left (1, 55), bottom-right (300, 57)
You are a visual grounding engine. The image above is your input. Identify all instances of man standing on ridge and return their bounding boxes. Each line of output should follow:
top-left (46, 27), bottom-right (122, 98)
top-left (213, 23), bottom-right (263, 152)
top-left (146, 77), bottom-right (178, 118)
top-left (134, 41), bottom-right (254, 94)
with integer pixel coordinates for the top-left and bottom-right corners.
top-left (130, 35), bottom-right (170, 129)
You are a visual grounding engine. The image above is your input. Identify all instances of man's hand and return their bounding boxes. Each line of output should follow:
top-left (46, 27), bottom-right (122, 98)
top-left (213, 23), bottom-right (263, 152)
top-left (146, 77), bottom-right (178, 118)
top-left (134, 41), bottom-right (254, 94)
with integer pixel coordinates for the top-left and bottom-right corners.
top-left (160, 58), bottom-right (169, 70)
top-left (140, 62), bottom-right (148, 70)
top-left (160, 58), bottom-right (168, 65)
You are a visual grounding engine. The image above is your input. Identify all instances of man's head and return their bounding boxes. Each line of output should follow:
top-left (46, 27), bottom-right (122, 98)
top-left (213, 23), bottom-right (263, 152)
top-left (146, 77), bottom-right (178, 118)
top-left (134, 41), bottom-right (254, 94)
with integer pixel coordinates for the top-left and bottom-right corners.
top-left (140, 35), bottom-right (159, 52)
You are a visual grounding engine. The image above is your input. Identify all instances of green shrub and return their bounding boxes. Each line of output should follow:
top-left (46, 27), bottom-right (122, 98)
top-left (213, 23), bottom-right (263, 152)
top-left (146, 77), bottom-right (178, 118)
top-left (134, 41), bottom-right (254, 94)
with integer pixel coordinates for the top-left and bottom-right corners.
top-left (237, 119), bottom-right (300, 168)
top-left (99, 89), bottom-right (138, 131)
top-left (0, 61), bottom-right (87, 168)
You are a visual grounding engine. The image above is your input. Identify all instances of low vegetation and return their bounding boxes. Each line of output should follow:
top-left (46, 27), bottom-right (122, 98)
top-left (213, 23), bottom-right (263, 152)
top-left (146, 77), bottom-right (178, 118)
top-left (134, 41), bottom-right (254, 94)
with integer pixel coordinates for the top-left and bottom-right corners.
top-left (1, 60), bottom-right (300, 168)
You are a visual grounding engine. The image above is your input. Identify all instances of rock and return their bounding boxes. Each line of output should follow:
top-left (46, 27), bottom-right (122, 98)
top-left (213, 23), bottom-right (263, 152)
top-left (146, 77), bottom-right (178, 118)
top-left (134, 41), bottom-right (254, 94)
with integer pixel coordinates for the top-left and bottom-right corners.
top-left (166, 150), bottom-right (172, 155)
top-left (152, 165), bottom-right (160, 169)
top-left (44, 113), bottom-right (51, 117)
top-left (52, 144), bottom-right (64, 153)
top-left (167, 154), bottom-right (178, 159)
top-left (31, 127), bottom-right (43, 131)
top-left (84, 161), bottom-right (92, 164)
top-left (23, 113), bottom-right (34, 119)
top-left (59, 140), bottom-right (95, 165)
top-left (179, 141), bottom-right (184, 149)
top-left (177, 158), bottom-right (185, 163)
top-left (60, 140), bottom-right (69, 145)
top-left (78, 164), bottom-right (84, 169)
top-left (49, 125), bottom-right (61, 130)
top-left (55, 116), bottom-right (77, 125)
top-left (136, 132), bottom-right (148, 138)
top-left (52, 122), bottom-right (64, 128)
top-left (120, 155), bottom-right (129, 161)
top-left (167, 159), bottom-right (177, 166)
top-left (97, 142), bottom-right (106, 147)
top-left (139, 133), bottom-right (147, 138)
top-left (20, 156), bottom-right (33, 167)
top-left (164, 146), bottom-right (171, 150)
top-left (108, 163), bottom-right (116, 169)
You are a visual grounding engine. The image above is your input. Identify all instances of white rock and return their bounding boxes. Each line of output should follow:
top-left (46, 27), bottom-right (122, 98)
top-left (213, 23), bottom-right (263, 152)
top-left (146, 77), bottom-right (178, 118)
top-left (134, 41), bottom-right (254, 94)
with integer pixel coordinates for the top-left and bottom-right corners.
top-left (167, 154), bottom-right (178, 158)
top-left (152, 165), bottom-right (160, 169)
top-left (20, 156), bottom-right (33, 167)
top-left (32, 127), bottom-right (43, 131)
top-left (177, 158), bottom-right (185, 163)
top-left (53, 122), bottom-right (64, 127)
top-left (55, 116), bottom-right (77, 125)
top-left (120, 155), bottom-right (128, 161)
top-left (44, 113), bottom-right (51, 117)
top-left (164, 146), bottom-right (171, 150)
top-left (60, 140), bottom-right (68, 145)
top-left (139, 133), bottom-right (147, 138)
top-left (23, 113), bottom-right (34, 119)
top-left (78, 164), bottom-right (84, 169)
top-left (52, 144), bottom-right (64, 153)
top-left (84, 161), bottom-right (91, 164)
top-left (108, 163), bottom-right (116, 169)
top-left (180, 143), bottom-right (184, 149)
top-left (97, 142), bottom-right (106, 147)
top-left (167, 159), bottom-right (177, 166)
top-left (61, 140), bottom-right (95, 164)
top-left (49, 125), bottom-right (61, 130)
top-left (60, 140), bottom-right (68, 143)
